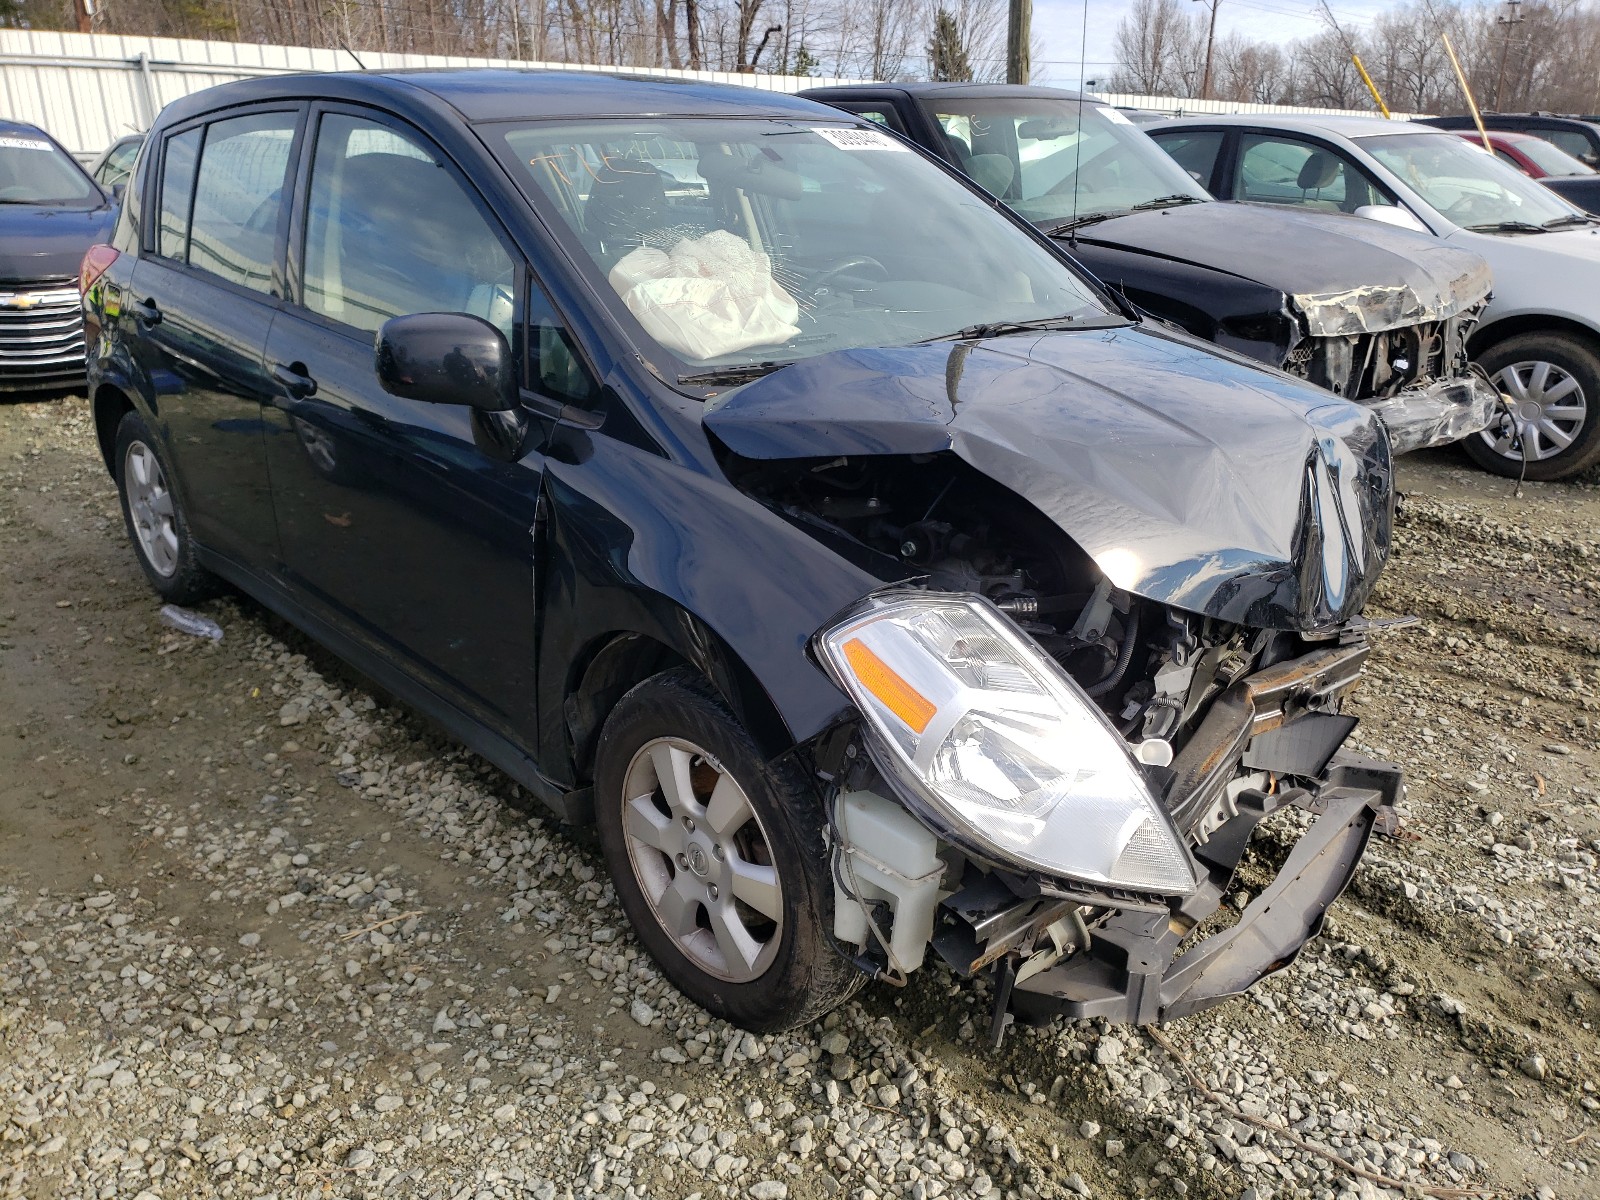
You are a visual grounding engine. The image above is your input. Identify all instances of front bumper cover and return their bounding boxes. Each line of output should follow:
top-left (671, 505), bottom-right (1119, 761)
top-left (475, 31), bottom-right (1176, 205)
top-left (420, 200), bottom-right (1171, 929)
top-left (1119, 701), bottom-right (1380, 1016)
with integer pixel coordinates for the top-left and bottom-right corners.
top-left (1364, 373), bottom-right (1500, 456)
top-left (1007, 753), bottom-right (1402, 1026)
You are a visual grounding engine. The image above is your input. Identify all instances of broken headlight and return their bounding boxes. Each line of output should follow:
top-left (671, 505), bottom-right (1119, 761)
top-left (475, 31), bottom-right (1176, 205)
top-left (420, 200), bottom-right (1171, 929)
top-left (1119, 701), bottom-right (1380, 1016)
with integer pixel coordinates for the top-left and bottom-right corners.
top-left (816, 592), bottom-right (1198, 896)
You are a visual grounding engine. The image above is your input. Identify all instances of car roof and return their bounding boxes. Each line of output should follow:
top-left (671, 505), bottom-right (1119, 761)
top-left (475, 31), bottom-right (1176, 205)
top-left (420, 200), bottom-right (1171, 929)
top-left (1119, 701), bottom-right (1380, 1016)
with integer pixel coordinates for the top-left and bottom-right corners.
top-left (1454, 128), bottom-right (1537, 144)
top-left (802, 82), bottom-right (1089, 103)
top-left (158, 68), bottom-right (840, 127)
top-left (0, 117), bottom-right (53, 139)
top-left (1158, 113), bottom-right (1437, 139)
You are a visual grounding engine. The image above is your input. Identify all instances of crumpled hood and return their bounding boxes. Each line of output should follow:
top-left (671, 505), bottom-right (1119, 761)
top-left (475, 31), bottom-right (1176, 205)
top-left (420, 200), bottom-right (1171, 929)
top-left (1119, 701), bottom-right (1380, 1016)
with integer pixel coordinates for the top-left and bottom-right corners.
top-left (1071, 203), bottom-right (1492, 338)
top-left (0, 204), bottom-right (115, 283)
top-left (704, 324), bottom-right (1393, 632)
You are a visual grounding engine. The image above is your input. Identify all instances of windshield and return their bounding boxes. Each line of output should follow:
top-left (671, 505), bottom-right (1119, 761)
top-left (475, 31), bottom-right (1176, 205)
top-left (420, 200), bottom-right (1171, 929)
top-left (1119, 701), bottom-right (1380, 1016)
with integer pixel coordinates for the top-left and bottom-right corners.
top-left (1516, 136), bottom-right (1595, 177)
top-left (493, 119), bottom-right (1117, 378)
top-left (0, 131), bottom-right (100, 206)
top-left (1358, 131), bottom-right (1581, 230)
top-left (923, 98), bottom-right (1210, 227)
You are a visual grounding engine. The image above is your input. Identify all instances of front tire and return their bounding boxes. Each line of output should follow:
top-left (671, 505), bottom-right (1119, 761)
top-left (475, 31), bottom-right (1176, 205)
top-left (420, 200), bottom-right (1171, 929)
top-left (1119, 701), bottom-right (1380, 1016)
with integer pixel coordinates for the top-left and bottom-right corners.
top-left (114, 410), bottom-right (220, 604)
top-left (1464, 333), bottom-right (1600, 480)
top-left (594, 667), bottom-right (862, 1031)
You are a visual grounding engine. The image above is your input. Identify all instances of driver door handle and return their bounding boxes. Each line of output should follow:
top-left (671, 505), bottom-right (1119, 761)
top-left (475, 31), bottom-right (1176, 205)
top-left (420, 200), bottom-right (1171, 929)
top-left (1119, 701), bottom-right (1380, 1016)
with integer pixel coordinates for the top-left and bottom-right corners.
top-left (272, 362), bottom-right (317, 399)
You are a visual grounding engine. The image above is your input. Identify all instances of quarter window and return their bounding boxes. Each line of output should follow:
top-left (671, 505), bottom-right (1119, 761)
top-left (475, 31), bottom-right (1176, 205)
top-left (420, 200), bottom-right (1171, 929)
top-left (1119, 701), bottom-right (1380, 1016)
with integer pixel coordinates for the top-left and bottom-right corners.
top-left (187, 112), bottom-right (297, 293)
top-left (156, 128), bottom-right (200, 260)
top-left (301, 114), bottom-right (515, 339)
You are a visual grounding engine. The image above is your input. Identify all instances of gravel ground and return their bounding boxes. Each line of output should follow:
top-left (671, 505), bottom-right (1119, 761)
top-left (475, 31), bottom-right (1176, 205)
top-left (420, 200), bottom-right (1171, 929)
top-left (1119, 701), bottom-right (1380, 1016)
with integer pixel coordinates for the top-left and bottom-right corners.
top-left (2, 396), bottom-right (1598, 1200)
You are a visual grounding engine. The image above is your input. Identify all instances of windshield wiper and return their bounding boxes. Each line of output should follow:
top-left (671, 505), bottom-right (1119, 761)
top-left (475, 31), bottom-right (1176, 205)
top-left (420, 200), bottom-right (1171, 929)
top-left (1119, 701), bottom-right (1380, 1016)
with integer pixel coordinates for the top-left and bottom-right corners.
top-left (1040, 211), bottom-right (1123, 234)
top-left (1130, 194), bottom-right (1205, 211)
top-left (676, 361), bottom-right (790, 387)
top-left (1465, 220), bottom-right (1547, 234)
top-left (1542, 213), bottom-right (1598, 229)
top-left (917, 314), bottom-right (1083, 343)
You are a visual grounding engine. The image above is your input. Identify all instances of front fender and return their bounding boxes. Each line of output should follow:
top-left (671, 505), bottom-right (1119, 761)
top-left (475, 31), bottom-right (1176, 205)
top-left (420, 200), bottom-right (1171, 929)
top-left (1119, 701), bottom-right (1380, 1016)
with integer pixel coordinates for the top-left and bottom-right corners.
top-left (536, 431), bottom-right (889, 782)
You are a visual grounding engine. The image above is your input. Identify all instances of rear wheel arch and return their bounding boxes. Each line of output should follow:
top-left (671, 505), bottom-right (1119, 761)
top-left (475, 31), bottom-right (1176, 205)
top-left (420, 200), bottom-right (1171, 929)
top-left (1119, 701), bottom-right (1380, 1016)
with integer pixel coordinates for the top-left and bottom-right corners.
top-left (93, 383), bottom-right (135, 474)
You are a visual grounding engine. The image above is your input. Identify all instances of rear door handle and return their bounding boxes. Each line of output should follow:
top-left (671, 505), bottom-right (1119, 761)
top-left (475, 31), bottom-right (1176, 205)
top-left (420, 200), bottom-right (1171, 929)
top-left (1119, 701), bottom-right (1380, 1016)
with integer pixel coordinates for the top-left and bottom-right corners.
top-left (131, 298), bottom-right (161, 326)
top-left (272, 362), bottom-right (317, 399)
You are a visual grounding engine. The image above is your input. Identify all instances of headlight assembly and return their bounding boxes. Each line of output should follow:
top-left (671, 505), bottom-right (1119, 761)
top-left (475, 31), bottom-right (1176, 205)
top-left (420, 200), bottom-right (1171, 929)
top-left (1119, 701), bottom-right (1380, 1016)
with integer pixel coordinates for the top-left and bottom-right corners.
top-left (816, 592), bottom-right (1197, 896)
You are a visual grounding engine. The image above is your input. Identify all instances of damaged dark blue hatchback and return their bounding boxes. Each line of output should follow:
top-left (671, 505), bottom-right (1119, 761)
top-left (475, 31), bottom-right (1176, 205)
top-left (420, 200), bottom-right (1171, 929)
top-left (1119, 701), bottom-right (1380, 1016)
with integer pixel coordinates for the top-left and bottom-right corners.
top-left (83, 69), bottom-right (1403, 1034)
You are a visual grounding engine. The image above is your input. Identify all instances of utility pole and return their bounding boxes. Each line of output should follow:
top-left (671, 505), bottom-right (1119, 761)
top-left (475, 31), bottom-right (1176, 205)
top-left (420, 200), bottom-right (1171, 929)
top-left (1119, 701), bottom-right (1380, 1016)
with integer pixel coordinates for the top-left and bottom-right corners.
top-left (1006, 0), bottom-right (1031, 85)
top-left (72, 0), bottom-right (93, 34)
top-left (1492, 0), bottom-right (1524, 111)
top-left (1192, 0), bottom-right (1221, 101)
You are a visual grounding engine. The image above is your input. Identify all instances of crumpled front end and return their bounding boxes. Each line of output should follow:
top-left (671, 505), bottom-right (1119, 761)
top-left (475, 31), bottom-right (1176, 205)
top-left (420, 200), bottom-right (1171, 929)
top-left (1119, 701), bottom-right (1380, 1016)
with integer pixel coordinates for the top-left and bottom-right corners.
top-left (806, 588), bottom-right (1408, 1036)
top-left (1283, 291), bottom-right (1498, 454)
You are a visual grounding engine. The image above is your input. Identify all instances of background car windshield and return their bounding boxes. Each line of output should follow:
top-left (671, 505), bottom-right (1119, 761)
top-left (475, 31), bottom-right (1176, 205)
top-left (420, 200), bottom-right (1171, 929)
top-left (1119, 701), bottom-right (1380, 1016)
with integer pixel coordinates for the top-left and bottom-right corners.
top-left (1516, 136), bottom-right (1595, 177)
top-left (927, 100), bottom-right (1210, 225)
top-left (0, 132), bottom-right (99, 206)
top-left (496, 119), bottom-right (1115, 374)
top-left (1359, 132), bottom-right (1579, 228)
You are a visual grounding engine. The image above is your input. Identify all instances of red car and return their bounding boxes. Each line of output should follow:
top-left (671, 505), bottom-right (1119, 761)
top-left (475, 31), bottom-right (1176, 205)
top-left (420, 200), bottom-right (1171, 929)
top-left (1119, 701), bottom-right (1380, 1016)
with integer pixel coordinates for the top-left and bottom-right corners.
top-left (1456, 129), bottom-right (1600, 214)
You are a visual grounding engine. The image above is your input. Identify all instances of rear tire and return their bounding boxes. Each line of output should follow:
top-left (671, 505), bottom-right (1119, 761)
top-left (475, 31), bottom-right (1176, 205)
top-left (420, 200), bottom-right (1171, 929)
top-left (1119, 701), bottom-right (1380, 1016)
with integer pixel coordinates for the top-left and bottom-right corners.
top-left (594, 667), bottom-right (862, 1031)
top-left (1464, 333), bottom-right (1600, 480)
top-left (114, 410), bottom-right (221, 605)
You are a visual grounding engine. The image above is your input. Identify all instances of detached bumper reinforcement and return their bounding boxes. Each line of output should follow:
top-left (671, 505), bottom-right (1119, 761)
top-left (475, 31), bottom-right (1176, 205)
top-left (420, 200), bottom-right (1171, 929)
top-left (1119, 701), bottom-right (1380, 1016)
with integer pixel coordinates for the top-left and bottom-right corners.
top-left (1011, 777), bottom-right (1395, 1026)
top-left (1366, 373), bottom-right (1500, 456)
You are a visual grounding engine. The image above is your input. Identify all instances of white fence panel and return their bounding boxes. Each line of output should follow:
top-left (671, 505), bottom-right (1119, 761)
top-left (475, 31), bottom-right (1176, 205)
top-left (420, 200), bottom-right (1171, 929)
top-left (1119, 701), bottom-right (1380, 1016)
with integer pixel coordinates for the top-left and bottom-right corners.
top-left (1092, 91), bottom-right (1427, 122)
top-left (0, 29), bottom-right (864, 156)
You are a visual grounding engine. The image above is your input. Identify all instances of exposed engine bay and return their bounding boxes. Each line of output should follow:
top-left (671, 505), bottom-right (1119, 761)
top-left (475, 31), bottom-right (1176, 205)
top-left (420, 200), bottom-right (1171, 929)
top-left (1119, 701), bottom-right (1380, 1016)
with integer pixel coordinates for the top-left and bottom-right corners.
top-left (727, 449), bottom-right (1405, 1035)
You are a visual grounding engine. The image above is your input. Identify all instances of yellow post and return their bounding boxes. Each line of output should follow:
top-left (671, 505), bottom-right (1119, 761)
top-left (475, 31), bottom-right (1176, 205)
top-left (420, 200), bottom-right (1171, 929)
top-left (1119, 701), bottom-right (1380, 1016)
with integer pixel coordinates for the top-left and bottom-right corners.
top-left (1352, 54), bottom-right (1391, 118)
top-left (1441, 32), bottom-right (1493, 153)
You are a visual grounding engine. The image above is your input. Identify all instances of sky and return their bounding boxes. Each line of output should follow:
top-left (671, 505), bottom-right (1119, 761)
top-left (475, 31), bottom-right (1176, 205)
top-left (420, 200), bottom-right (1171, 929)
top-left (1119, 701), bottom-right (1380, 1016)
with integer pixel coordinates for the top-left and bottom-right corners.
top-left (1028, 0), bottom-right (1396, 88)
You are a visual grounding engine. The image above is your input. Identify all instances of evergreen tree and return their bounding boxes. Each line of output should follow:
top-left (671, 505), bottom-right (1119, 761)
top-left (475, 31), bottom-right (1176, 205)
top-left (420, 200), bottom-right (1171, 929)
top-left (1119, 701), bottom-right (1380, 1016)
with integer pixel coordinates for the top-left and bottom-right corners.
top-left (927, 8), bottom-right (973, 82)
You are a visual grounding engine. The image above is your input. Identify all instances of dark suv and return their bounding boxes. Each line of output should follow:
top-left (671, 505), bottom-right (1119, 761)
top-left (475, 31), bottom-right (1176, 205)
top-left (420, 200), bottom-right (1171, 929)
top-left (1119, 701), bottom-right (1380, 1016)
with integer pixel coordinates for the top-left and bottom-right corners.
top-left (1418, 113), bottom-right (1600, 170)
top-left (83, 70), bottom-right (1405, 1035)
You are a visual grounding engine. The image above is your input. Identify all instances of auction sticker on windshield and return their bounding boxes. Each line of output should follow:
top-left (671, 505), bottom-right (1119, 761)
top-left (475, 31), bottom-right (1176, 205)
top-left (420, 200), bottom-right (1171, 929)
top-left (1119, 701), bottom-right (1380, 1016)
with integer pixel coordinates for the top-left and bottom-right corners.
top-left (813, 126), bottom-right (910, 152)
top-left (0, 137), bottom-right (53, 151)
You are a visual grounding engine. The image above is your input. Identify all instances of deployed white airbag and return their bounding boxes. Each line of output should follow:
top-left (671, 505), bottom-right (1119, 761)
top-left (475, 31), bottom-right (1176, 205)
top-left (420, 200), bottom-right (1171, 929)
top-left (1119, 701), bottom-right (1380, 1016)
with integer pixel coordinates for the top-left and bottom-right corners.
top-left (608, 230), bottom-right (800, 362)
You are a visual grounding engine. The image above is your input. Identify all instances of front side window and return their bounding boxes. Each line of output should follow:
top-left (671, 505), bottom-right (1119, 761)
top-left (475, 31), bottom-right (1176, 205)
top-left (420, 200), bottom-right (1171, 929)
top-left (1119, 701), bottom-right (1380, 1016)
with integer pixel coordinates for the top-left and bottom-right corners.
top-left (1151, 130), bottom-right (1223, 190)
top-left (1543, 130), bottom-right (1599, 168)
top-left (302, 114), bottom-right (515, 339)
top-left (187, 112), bottom-right (297, 292)
top-left (926, 99), bottom-right (1210, 227)
top-left (0, 128), bottom-right (99, 207)
top-left (492, 118), bottom-right (1115, 376)
top-left (1515, 136), bottom-right (1595, 177)
top-left (1358, 131), bottom-right (1581, 230)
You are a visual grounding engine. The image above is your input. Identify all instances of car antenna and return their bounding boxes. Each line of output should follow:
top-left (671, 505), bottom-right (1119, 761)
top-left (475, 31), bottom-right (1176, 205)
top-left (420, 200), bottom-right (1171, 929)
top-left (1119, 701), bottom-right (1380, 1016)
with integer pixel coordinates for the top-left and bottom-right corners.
top-left (1068, 0), bottom-right (1089, 242)
top-left (342, 41), bottom-right (368, 70)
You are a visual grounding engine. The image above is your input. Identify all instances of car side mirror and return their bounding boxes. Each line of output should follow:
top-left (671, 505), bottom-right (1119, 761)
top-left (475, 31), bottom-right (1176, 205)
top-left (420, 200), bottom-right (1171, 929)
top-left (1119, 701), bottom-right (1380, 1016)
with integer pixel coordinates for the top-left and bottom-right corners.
top-left (110, 182), bottom-right (126, 202)
top-left (375, 312), bottom-right (517, 412)
top-left (1353, 204), bottom-right (1429, 234)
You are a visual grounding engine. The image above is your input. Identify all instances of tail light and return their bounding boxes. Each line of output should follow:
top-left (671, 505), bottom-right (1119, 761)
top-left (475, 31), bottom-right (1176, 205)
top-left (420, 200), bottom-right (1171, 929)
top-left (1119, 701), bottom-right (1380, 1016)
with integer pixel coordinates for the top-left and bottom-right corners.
top-left (80, 243), bottom-right (119, 296)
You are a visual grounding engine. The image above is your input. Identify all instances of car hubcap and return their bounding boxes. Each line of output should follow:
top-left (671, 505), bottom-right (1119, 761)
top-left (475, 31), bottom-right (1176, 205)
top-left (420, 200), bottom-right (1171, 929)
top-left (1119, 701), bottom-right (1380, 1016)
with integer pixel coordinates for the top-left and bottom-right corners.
top-left (124, 441), bottom-right (179, 577)
top-left (620, 737), bottom-right (783, 984)
top-left (1481, 360), bottom-right (1588, 462)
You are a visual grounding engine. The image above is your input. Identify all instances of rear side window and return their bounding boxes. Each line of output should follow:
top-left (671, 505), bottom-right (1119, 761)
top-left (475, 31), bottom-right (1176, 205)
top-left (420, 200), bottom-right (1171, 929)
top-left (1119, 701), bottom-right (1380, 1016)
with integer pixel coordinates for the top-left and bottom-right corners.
top-left (187, 112), bottom-right (297, 293)
top-left (157, 129), bottom-right (200, 259)
top-left (301, 113), bottom-right (515, 338)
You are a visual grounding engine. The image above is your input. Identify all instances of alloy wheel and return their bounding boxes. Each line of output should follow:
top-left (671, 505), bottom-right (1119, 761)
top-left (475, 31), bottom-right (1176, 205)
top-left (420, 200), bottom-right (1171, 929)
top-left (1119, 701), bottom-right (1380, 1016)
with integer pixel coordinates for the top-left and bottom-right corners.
top-left (619, 737), bottom-right (784, 984)
top-left (1482, 359), bottom-right (1589, 463)
top-left (124, 441), bottom-right (179, 577)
